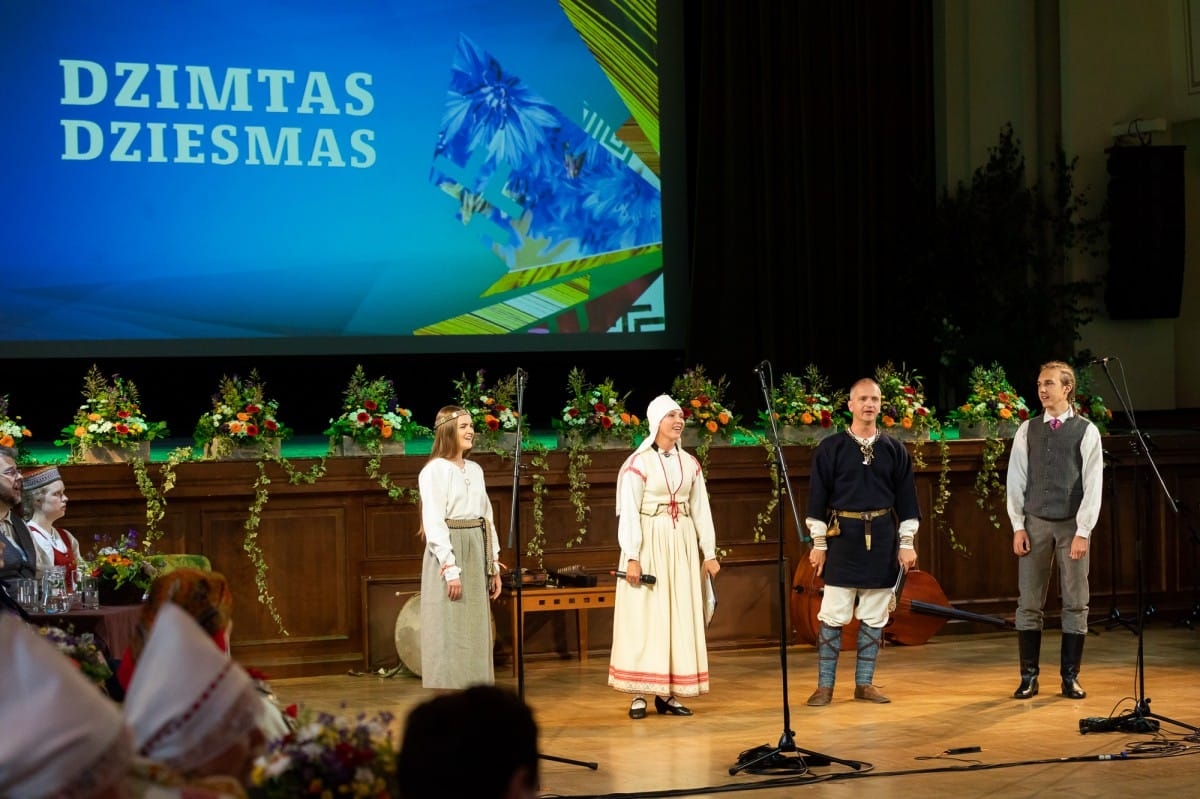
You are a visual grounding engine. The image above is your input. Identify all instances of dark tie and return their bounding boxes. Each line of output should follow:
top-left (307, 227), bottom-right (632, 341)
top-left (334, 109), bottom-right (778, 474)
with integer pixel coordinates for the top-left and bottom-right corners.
top-left (1049, 418), bottom-right (1062, 431)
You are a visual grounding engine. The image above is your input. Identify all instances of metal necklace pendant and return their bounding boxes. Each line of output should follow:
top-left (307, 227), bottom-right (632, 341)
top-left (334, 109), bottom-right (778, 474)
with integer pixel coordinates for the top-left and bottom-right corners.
top-left (848, 430), bottom-right (875, 466)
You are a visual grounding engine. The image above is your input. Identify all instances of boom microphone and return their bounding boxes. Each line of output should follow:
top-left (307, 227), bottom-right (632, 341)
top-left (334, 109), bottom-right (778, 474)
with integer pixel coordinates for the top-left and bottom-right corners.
top-left (1089, 356), bottom-right (1114, 365)
top-left (754, 360), bottom-right (770, 375)
top-left (611, 570), bottom-right (657, 584)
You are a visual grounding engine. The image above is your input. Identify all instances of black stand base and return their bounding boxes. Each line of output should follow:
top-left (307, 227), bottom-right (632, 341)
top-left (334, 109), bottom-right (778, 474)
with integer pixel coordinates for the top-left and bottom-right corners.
top-left (1080, 698), bottom-right (1198, 735)
top-left (1101, 606), bottom-right (1138, 634)
top-left (1172, 602), bottom-right (1200, 630)
top-left (729, 730), bottom-right (863, 776)
top-left (540, 752), bottom-right (599, 770)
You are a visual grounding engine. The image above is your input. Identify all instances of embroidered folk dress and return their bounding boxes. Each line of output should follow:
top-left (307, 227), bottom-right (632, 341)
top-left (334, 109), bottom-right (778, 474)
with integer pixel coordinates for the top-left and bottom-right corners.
top-left (418, 458), bottom-right (500, 689)
top-left (608, 447), bottom-right (717, 697)
top-left (26, 521), bottom-right (81, 589)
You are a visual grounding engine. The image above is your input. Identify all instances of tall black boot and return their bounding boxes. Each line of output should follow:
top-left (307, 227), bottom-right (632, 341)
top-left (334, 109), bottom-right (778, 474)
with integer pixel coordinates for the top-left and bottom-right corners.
top-left (1013, 629), bottom-right (1041, 699)
top-left (1061, 632), bottom-right (1087, 699)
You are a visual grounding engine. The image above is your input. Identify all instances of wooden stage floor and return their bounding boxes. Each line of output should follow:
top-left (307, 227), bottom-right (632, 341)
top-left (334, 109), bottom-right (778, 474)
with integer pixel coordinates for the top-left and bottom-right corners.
top-left (271, 627), bottom-right (1200, 798)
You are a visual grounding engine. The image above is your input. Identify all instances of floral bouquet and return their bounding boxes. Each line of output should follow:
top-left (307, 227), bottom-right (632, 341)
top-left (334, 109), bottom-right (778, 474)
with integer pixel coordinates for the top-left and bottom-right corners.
top-left (452, 369), bottom-right (522, 444)
top-left (0, 394), bottom-right (33, 462)
top-left (36, 626), bottom-right (113, 689)
top-left (1073, 367), bottom-right (1113, 434)
top-left (324, 365), bottom-right (429, 450)
top-left (670, 365), bottom-right (739, 441)
top-left (874, 362), bottom-right (935, 435)
top-left (55, 366), bottom-right (169, 458)
top-left (248, 707), bottom-right (399, 799)
top-left (758, 365), bottom-right (844, 437)
top-left (554, 368), bottom-right (642, 447)
top-left (194, 370), bottom-right (291, 456)
top-left (955, 362), bottom-right (1030, 437)
top-left (88, 528), bottom-right (166, 594)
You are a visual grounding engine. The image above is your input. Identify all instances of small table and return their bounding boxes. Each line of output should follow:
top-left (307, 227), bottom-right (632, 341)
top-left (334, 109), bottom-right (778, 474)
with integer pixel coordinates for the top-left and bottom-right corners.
top-left (27, 604), bottom-right (143, 658)
top-left (500, 585), bottom-right (615, 675)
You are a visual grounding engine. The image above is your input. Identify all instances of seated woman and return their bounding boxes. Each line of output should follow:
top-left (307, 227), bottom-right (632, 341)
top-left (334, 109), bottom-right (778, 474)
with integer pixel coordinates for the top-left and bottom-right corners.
top-left (117, 568), bottom-right (291, 742)
top-left (20, 466), bottom-right (81, 589)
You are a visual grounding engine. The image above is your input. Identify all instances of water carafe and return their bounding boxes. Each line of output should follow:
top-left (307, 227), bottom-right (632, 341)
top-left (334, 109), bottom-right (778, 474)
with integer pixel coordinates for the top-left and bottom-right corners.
top-left (41, 565), bottom-right (69, 614)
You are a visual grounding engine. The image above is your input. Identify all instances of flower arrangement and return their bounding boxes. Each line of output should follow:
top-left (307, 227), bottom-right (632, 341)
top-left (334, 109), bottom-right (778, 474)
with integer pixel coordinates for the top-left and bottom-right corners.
top-left (0, 394), bottom-right (33, 461)
top-left (194, 370), bottom-right (291, 453)
top-left (55, 366), bottom-right (169, 455)
top-left (955, 363), bottom-right (1030, 433)
top-left (758, 365), bottom-right (844, 431)
top-left (874, 362), bottom-right (934, 434)
top-left (452, 369), bottom-right (521, 440)
top-left (324, 365), bottom-right (429, 448)
top-left (1074, 367), bottom-right (1113, 434)
top-left (249, 707), bottom-right (399, 799)
top-left (37, 626), bottom-right (113, 688)
top-left (36, 626), bottom-right (113, 689)
top-left (554, 367), bottom-right (642, 446)
top-left (670, 365), bottom-right (739, 439)
top-left (88, 528), bottom-right (166, 593)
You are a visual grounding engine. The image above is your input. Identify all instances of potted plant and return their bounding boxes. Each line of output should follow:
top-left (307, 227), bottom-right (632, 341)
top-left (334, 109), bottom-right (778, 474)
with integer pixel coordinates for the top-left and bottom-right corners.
top-left (55, 366), bottom-right (169, 463)
top-left (325, 365), bottom-right (429, 456)
top-left (452, 369), bottom-right (523, 453)
top-left (554, 368), bottom-right (642, 450)
top-left (874, 362), bottom-right (935, 441)
top-left (0, 394), bottom-right (33, 463)
top-left (87, 528), bottom-right (167, 604)
top-left (194, 370), bottom-right (291, 460)
top-left (670, 365), bottom-right (739, 454)
top-left (954, 363), bottom-right (1031, 439)
top-left (758, 364), bottom-right (844, 445)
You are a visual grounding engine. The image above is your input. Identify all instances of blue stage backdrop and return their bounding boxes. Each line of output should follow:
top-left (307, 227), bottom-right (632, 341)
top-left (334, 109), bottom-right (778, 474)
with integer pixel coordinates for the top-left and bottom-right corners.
top-left (0, 0), bottom-right (682, 357)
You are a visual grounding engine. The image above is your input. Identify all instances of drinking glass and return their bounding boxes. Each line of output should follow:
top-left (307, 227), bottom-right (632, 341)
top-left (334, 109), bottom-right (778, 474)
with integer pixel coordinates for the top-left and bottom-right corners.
top-left (41, 566), bottom-right (69, 614)
top-left (78, 574), bottom-right (100, 610)
top-left (15, 577), bottom-right (39, 611)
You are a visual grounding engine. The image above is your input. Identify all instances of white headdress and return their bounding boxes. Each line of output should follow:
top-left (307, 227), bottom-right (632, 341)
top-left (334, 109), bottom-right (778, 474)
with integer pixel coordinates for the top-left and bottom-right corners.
top-left (124, 602), bottom-right (260, 774)
top-left (616, 394), bottom-right (684, 516)
top-left (0, 614), bottom-right (131, 798)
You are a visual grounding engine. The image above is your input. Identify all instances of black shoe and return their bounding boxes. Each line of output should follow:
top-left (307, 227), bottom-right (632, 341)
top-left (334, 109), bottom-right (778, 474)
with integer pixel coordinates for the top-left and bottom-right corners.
top-left (628, 697), bottom-right (647, 719)
top-left (655, 695), bottom-right (693, 716)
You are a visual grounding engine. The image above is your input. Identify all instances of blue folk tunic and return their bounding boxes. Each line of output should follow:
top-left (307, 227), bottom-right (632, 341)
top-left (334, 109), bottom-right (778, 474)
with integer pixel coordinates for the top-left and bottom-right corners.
top-left (806, 432), bottom-right (921, 588)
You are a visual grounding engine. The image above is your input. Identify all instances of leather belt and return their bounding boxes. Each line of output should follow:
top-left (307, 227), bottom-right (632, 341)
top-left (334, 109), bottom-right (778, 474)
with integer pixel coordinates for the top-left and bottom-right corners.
top-left (827, 508), bottom-right (892, 551)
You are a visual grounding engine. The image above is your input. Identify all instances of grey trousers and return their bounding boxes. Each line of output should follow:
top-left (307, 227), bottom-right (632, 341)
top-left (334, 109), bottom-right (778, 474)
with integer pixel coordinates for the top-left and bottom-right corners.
top-left (1017, 514), bottom-right (1090, 635)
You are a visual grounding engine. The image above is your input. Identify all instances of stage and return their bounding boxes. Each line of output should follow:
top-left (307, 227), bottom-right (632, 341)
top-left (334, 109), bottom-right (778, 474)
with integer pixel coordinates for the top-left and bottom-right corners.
top-left (272, 626), bottom-right (1200, 798)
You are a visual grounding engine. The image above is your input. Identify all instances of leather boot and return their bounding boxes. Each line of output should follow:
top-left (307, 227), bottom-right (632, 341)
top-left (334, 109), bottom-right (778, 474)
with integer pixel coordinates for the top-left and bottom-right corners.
top-left (1013, 629), bottom-right (1041, 699)
top-left (1061, 632), bottom-right (1087, 699)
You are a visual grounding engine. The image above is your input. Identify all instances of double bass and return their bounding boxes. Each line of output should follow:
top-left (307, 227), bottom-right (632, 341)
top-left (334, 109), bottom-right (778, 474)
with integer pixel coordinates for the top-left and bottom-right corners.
top-left (791, 557), bottom-right (1012, 647)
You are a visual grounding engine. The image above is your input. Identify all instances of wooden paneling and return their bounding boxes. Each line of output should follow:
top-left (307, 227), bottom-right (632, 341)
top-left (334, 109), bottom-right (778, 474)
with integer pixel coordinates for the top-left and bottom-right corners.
top-left (47, 433), bottom-right (1200, 676)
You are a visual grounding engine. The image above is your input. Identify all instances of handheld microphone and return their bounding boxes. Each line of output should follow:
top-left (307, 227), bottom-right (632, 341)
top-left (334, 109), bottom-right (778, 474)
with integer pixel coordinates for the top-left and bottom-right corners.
top-left (611, 570), bottom-right (657, 584)
top-left (1089, 356), bottom-right (1114, 365)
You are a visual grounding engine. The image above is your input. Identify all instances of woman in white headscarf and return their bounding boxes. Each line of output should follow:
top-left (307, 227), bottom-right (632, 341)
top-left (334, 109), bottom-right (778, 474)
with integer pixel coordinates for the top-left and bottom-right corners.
top-left (608, 395), bottom-right (721, 719)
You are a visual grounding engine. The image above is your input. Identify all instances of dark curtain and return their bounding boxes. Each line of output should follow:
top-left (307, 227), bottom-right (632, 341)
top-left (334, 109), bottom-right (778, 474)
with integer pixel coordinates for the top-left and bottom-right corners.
top-left (683, 0), bottom-right (934, 411)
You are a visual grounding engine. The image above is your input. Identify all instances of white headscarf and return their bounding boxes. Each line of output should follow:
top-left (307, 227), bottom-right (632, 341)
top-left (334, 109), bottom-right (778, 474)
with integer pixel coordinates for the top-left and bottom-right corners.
top-left (124, 602), bottom-right (261, 774)
top-left (0, 614), bottom-right (131, 799)
top-left (616, 394), bottom-right (683, 516)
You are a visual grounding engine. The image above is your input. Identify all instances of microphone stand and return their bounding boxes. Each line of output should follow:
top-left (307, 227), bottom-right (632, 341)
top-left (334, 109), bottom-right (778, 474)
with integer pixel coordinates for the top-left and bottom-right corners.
top-left (1091, 359), bottom-right (1196, 733)
top-left (729, 360), bottom-right (863, 776)
top-left (505, 368), bottom-right (599, 770)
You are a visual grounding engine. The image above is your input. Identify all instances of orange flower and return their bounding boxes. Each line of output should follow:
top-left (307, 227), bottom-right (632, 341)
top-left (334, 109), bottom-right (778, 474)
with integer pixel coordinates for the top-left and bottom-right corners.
top-left (87, 413), bottom-right (102, 422)
top-left (74, 426), bottom-right (87, 438)
top-left (237, 412), bottom-right (251, 422)
top-left (381, 424), bottom-right (393, 439)
top-left (228, 421), bottom-right (244, 434)
top-left (690, 398), bottom-right (702, 408)
top-left (882, 415), bottom-right (896, 427)
top-left (800, 412), bottom-right (814, 425)
top-left (706, 420), bottom-right (718, 433)
top-left (999, 407), bottom-right (1012, 419)
top-left (21, 429), bottom-right (31, 437)
top-left (0, 434), bottom-right (12, 447)
top-left (901, 416), bottom-right (913, 429)
top-left (718, 411), bottom-right (730, 425)
top-left (631, 415), bottom-right (639, 424)
top-left (620, 412), bottom-right (631, 424)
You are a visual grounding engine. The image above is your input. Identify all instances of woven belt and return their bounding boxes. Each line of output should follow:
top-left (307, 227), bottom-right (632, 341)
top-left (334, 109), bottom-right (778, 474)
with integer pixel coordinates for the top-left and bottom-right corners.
top-left (444, 517), bottom-right (493, 579)
top-left (642, 502), bottom-right (690, 518)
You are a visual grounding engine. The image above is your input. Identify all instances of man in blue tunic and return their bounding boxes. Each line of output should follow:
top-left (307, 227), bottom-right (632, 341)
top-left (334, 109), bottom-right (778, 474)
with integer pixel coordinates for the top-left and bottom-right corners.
top-left (804, 379), bottom-right (920, 706)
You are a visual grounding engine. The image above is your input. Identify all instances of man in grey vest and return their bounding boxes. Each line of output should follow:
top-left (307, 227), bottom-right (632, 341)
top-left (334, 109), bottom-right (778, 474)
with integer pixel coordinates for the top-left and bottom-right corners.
top-left (1006, 361), bottom-right (1103, 700)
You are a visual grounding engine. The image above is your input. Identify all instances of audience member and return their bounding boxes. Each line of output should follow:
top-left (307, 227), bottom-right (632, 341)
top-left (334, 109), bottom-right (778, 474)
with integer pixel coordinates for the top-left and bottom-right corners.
top-left (398, 685), bottom-right (539, 799)
top-left (124, 603), bottom-right (267, 792)
top-left (0, 446), bottom-right (37, 598)
top-left (0, 612), bottom-right (132, 798)
top-left (21, 465), bottom-right (83, 587)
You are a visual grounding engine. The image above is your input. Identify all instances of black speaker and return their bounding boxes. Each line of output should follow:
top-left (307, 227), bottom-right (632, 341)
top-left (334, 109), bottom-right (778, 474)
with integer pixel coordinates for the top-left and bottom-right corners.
top-left (1105, 145), bottom-right (1185, 319)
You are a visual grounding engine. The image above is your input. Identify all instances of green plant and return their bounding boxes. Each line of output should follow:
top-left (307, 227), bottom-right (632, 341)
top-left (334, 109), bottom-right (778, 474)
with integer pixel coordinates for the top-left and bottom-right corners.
top-left (554, 368), bottom-right (642, 445)
top-left (1072, 364), bottom-right (1113, 434)
top-left (758, 365), bottom-right (843, 431)
top-left (194, 370), bottom-right (291, 453)
top-left (0, 395), bottom-right (33, 462)
top-left (452, 369), bottom-right (523, 452)
top-left (131, 446), bottom-right (194, 546)
top-left (874, 362), bottom-right (935, 434)
top-left (87, 528), bottom-right (167, 592)
top-left (324, 365), bottom-right (428, 447)
top-left (955, 363), bottom-right (1031, 429)
top-left (55, 366), bottom-right (169, 457)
